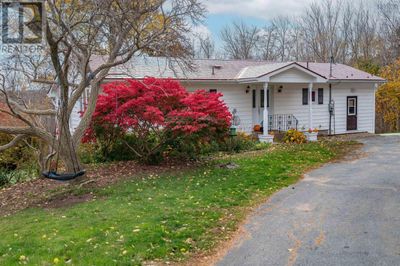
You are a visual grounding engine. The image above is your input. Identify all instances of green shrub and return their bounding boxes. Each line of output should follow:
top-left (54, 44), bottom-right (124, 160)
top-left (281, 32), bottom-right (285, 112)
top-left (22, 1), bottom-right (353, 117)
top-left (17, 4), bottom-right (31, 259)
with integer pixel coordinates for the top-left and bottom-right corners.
top-left (165, 136), bottom-right (221, 160)
top-left (0, 165), bottom-right (38, 187)
top-left (219, 132), bottom-right (260, 153)
top-left (79, 136), bottom-right (138, 164)
top-left (0, 133), bottom-right (39, 187)
top-left (79, 131), bottom-right (263, 164)
top-left (0, 134), bottom-right (39, 169)
top-left (282, 129), bottom-right (307, 144)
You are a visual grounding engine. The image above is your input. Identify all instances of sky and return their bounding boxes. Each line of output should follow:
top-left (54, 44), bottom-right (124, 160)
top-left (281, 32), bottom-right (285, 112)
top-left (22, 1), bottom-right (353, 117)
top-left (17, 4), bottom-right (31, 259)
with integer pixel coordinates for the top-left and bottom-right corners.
top-left (198, 0), bottom-right (377, 43)
top-left (198, 0), bottom-right (315, 40)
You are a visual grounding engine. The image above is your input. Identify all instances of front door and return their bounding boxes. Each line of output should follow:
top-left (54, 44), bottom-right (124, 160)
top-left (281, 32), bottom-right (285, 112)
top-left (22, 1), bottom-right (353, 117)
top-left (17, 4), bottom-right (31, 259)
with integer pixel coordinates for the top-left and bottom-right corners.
top-left (347, 96), bottom-right (357, 131)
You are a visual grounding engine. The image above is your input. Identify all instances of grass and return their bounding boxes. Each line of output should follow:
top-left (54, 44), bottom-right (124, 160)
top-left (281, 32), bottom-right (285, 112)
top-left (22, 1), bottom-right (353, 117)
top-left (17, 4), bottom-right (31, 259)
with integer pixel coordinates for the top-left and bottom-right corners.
top-left (0, 141), bottom-right (356, 265)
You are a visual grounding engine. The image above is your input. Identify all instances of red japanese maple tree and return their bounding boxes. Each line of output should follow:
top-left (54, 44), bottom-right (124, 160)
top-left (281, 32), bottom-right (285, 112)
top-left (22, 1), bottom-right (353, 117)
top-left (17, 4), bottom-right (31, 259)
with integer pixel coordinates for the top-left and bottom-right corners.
top-left (84, 78), bottom-right (231, 162)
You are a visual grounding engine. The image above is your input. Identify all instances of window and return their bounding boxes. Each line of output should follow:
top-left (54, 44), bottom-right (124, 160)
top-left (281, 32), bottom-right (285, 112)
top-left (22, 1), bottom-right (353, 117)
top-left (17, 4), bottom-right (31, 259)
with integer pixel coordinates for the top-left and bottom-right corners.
top-left (260, 89), bottom-right (270, 108)
top-left (312, 91), bottom-right (316, 102)
top-left (209, 89), bottom-right (217, 93)
top-left (302, 88), bottom-right (308, 105)
top-left (252, 89), bottom-right (256, 108)
top-left (260, 89), bottom-right (264, 108)
top-left (348, 98), bottom-right (356, 115)
top-left (318, 88), bottom-right (324, 104)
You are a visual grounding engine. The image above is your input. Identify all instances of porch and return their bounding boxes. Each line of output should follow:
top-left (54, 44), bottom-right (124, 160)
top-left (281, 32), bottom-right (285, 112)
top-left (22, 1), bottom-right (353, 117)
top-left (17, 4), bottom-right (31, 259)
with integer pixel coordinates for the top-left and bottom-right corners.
top-left (249, 82), bottom-right (326, 138)
top-left (236, 63), bottom-right (330, 142)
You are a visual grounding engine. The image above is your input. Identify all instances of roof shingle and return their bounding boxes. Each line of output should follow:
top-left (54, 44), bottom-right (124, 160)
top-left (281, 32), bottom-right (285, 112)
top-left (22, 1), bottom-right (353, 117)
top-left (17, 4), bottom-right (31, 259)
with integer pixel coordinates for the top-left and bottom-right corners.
top-left (91, 56), bottom-right (385, 82)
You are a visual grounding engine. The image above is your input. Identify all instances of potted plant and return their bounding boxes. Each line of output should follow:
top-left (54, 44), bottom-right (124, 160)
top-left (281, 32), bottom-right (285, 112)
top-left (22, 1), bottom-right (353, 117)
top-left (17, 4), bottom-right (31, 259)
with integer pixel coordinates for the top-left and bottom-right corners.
top-left (253, 124), bottom-right (262, 132)
top-left (304, 128), bottom-right (319, 142)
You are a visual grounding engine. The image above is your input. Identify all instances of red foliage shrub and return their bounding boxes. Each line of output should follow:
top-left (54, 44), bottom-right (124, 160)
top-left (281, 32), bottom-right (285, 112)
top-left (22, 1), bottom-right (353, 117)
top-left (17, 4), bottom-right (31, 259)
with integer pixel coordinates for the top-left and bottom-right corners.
top-left (84, 78), bottom-right (231, 162)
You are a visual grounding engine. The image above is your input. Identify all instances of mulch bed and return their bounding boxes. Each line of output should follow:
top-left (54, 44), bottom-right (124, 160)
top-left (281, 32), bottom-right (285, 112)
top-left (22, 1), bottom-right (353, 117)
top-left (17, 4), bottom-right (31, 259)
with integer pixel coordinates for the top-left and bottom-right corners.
top-left (0, 160), bottom-right (199, 217)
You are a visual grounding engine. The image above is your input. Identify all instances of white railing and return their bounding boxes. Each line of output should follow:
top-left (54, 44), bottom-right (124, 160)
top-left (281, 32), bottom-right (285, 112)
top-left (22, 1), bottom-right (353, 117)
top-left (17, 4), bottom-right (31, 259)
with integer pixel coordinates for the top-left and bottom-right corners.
top-left (268, 114), bottom-right (299, 132)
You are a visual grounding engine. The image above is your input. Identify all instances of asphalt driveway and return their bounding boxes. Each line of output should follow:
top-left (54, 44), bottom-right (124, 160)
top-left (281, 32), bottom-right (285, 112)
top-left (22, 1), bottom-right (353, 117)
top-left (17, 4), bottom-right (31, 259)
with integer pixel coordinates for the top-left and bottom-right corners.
top-left (218, 135), bottom-right (400, 266)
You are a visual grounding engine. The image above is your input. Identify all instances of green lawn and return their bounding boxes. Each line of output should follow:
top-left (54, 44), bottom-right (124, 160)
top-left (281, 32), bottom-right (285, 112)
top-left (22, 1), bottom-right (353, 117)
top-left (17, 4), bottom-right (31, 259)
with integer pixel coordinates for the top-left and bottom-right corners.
top-left (0, 141), bottom-right (355, 265)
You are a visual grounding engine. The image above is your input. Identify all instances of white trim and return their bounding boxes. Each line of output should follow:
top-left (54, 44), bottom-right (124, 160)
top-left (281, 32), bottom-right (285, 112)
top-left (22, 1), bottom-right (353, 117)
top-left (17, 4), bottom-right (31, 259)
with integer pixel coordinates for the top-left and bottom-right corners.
top-left (262, 82), bottom-right (269, 137)
top-left (257, 64), bottom-right (327, 83)
top-left (327, 79), bottom-right (386, 83)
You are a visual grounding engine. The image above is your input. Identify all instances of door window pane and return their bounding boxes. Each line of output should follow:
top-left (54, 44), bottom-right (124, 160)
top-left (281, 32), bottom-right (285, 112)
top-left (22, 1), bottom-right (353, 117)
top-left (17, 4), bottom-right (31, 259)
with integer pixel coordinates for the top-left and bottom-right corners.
top-left (348, 98), bottom-right (356, 115)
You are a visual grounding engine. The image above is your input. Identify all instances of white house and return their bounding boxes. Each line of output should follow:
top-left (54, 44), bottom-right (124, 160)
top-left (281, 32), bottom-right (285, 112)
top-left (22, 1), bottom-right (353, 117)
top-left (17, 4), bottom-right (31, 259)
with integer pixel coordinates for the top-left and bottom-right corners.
top-left (72, 57), bottom-right (385, 139)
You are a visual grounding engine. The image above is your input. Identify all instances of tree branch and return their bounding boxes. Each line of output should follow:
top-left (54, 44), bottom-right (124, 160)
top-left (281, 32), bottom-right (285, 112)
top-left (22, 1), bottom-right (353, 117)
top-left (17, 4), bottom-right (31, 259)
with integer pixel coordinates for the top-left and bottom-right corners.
top-left (5, 98), bottom-right (56, 116)
top-left (0, 134), bottom-right (26, 151)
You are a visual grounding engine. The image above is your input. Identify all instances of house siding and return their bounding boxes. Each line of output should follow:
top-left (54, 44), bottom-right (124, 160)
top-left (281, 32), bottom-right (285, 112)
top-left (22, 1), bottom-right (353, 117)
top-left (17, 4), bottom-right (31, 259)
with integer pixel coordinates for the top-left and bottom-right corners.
top-left (187, 82), bottom-right (376, 135)
top-left (67, 80), bottom-right (377, 135)
top-left (184, 83), bottom-right (253, 133)
top-left (272, 83), bottom-right (330, 131)
top-left (269, 68), bottom-right (319, 83)
top-left (271, 83), bottom-right (376, 133)
top-left (70, 99), bottom-right (82, 132)
top-left (332, 83), bottom-right (376, 134)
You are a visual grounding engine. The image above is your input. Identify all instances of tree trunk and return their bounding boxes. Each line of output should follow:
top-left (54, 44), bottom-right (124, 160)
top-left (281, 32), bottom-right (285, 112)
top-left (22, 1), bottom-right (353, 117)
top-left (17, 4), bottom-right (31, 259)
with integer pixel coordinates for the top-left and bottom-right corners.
top-left (58, 127), bottom-right (82, 174)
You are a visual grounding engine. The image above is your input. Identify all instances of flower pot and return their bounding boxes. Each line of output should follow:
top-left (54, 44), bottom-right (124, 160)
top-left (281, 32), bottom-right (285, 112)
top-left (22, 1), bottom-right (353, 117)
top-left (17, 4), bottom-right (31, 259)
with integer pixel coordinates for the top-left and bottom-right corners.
top-left (259, 134), bottom-right (274, 143)
top-left (229, 126), bottom-right (237, 136)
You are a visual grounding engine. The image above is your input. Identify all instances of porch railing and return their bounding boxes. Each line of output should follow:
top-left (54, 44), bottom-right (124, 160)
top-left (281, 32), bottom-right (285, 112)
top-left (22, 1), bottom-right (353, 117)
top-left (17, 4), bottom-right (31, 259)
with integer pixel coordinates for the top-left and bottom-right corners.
top-left (268, 114), bottom-right (299, 132)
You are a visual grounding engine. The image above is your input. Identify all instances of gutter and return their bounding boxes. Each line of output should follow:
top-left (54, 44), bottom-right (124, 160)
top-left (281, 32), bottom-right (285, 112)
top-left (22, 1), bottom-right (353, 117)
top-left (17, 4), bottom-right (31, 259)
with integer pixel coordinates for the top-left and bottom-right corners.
top-left (327, 79), bottom-right (387, 83)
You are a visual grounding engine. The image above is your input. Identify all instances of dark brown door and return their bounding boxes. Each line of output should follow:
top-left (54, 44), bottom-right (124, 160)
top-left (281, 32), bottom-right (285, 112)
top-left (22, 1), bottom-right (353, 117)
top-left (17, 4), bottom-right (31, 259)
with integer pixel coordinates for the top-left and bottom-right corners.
top-left (347, 96), bottom-right (357, 131)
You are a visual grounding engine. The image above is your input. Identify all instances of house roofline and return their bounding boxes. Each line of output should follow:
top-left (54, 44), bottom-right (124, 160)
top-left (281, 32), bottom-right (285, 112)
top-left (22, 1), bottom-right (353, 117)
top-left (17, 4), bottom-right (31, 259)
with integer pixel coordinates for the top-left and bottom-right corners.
top-left (255, 62), bottom-right (328, 80)
top-left (104, 74), bottom-right (386, 84)
top-left (327, 79), bottom-right (386, 83)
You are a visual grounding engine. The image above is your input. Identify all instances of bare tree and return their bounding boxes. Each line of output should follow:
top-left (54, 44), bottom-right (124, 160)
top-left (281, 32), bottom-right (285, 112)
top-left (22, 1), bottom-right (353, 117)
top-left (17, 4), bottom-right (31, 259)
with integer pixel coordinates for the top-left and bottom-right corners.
top-left (258, 24), bottom-right (277, 61)
top-left (272, 16), bottom-right (293, 62)
top-left (220, 21), bottom-right (260, 59)
top-left (0, 0), bottom-right (205, 174)
top-left (197, 35), bottom-right (215, 59)
top-left (377, 0), bottom-right (400, 62)
top-left (301, 0), bottom-right (344, 62)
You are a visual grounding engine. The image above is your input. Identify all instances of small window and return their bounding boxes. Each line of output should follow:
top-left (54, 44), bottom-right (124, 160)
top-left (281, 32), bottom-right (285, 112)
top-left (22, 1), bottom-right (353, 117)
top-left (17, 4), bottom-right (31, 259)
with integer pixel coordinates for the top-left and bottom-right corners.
top-left (302, 88), bottom-right (308, 105)
top-left (312, 91), bottom-right (316, 102)
top-left (252, 90), bottom-right (256, 108)
top-left (209, 89), bottom-right (217, 93)
top-left (318, 88), bottom-right (324, 104)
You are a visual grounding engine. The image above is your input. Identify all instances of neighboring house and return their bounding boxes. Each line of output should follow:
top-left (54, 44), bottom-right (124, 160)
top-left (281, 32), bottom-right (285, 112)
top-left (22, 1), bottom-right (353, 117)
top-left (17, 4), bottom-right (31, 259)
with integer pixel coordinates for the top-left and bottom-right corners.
top-left (71, 57), bottom-right (385, 137)
top-left (0, 90), bottom-right (55, 131)
top-left (0, 102), bottom-right (25, 127)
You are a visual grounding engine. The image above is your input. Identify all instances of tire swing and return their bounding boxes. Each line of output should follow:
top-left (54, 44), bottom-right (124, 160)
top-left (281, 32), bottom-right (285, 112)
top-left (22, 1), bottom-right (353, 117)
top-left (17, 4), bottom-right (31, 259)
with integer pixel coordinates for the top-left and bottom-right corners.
top-left (42, 98), bottom-right (85, 181)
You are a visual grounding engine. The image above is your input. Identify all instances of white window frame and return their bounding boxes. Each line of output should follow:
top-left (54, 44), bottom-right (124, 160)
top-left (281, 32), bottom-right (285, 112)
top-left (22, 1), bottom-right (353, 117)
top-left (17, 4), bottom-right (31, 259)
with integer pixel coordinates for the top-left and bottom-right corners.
top-left (348, 98), bottom-right (356, 116)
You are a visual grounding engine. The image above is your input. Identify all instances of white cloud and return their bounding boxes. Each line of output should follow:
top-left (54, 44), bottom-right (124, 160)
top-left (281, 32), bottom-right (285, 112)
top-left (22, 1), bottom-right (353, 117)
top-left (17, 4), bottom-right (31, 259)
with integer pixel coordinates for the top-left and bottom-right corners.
top-left (204, 0), bottom-right (315, 20)
top-left (192, 24), bottom-right (212, 38)
top-left (204, 0), bottom-right (378, 20)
